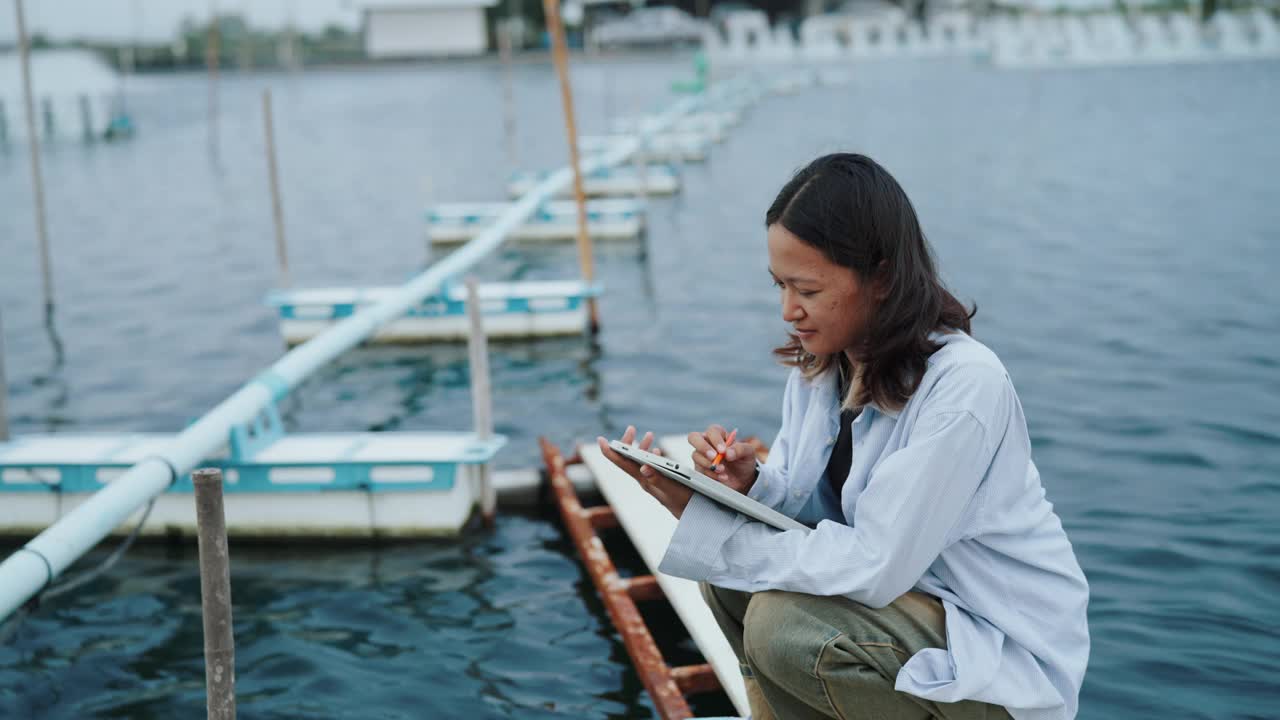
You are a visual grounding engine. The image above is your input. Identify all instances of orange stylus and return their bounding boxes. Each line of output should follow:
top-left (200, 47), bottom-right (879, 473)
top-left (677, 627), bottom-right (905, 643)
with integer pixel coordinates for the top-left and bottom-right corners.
top-left (709, 428), bottom-right (738, 471)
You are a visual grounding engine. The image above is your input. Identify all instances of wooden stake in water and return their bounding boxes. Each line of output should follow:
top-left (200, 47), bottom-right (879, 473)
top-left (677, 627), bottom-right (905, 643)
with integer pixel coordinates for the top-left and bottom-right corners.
top-left (465, 277), bottom-right (497, 526)
top-left (542, 0), bottom-right (599, 333)
top-left (0, 99), bottom-right (9, 145)
top-left (14, 0), bottom-right (54, 314)
top-left (193, 468), bottom-right (237, 720)
top-left (262, 90), bottom-right (290, 287)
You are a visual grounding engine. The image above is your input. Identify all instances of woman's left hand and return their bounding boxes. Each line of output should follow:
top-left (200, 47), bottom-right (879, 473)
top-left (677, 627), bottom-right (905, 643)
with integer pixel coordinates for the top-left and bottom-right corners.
top-left (596, 425), bottom-right (694, 519)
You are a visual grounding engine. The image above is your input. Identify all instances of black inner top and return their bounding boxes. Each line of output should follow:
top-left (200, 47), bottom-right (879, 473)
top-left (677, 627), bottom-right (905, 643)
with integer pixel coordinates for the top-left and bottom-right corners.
top-left (826, 408), bottom-right (858, 495)
top-left (825, 370), bottom-right (860, 495)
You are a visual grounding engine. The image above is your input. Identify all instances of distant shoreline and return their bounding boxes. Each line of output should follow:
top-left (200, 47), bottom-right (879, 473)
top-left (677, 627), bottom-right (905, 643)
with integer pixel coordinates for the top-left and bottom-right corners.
top-left (126, 47), bottom-right (702, 75)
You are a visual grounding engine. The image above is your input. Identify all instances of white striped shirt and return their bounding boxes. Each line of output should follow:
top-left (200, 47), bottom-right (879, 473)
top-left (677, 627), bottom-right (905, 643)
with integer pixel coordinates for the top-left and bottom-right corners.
top-left (658, 331), bottom-right (1090, 720)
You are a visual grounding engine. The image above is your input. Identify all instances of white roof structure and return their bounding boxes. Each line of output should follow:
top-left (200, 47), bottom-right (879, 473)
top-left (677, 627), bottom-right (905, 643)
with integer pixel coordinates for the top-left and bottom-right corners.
top-left (361, 0), bottom-right (500, 58)
top-left (0, 49), bottom-right (124, 104)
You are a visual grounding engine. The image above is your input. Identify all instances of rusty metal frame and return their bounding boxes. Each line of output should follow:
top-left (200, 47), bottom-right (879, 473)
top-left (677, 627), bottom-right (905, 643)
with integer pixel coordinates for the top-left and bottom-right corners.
top-left (539, 438), bottom-right (721, 720)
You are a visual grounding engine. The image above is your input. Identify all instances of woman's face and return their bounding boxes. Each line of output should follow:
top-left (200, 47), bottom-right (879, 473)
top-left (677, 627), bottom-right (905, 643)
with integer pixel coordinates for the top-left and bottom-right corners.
top-left (767, 223), bottom-right (873, 358)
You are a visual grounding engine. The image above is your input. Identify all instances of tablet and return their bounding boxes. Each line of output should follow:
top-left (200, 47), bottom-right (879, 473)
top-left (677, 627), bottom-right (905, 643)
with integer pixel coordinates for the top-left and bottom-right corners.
top-left (608, 440), bottom-right (810, 533)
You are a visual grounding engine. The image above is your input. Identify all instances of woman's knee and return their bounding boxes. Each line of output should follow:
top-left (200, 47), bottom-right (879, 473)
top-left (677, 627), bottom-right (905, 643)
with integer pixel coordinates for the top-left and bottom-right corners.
top-left (743, 591), bottom-right (837, 677)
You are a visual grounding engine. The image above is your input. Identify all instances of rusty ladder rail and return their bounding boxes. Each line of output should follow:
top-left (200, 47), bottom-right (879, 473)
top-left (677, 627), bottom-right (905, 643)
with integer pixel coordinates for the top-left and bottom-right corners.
top-left (539, 437), bottom-right (722, 720)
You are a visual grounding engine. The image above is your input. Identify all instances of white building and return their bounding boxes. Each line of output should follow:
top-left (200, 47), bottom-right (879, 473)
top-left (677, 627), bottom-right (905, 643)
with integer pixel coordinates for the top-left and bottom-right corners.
top-left (362, 0), bottom-right (499, 59)
top-left (0, 49), bottom-right (134, 140)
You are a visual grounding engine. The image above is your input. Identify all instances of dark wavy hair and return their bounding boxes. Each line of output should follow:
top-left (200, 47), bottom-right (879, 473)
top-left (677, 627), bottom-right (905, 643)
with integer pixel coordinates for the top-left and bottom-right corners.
top-left (767, 153), bottom-right (975, 411)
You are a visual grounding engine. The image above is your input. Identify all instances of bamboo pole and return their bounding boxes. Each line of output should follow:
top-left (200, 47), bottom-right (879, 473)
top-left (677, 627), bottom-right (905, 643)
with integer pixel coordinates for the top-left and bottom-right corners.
top-left (542, 0), bottom-right (600, 332)
top-left (465, 277), bottom-right (496, 526)
top-left (14, 0), bottom-right (54, 314)
top-left (193, 468), bottom-right (237, 720)
top-left (262, 90), bottom-right (290, 287)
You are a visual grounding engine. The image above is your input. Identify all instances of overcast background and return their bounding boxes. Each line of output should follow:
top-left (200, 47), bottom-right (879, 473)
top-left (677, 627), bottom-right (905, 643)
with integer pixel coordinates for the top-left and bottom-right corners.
top-left (0, 0), bottom-right (361, 44)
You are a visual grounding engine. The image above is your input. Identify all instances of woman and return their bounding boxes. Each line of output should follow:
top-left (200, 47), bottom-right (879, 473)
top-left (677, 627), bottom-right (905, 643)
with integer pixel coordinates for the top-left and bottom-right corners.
top-left (598, 154), bottom-right (1089, 720)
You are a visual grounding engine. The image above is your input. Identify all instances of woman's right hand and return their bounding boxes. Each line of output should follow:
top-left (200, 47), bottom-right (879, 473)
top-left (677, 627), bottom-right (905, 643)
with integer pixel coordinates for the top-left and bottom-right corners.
top-left (688, 424), bottom-right (758, 495)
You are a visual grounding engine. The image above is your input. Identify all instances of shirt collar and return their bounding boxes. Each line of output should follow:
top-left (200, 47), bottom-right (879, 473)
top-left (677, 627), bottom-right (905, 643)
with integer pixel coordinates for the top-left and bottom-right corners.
top-left (869, 401), bottom-right (901, 420)
top-left (821, 367), bottom-right (902, 420)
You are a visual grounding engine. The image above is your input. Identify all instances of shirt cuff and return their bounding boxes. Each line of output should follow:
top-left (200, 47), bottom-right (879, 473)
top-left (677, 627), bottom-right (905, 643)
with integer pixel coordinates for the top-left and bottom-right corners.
top-left (747, 460), bottom-right (783, 509)
top-left (657, 493), bottom-right (745, 581)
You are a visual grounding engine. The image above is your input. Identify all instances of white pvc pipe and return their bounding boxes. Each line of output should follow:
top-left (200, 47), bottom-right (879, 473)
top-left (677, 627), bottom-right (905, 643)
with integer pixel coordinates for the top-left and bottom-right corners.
top-left (0, 86), bottom-right (736, 621)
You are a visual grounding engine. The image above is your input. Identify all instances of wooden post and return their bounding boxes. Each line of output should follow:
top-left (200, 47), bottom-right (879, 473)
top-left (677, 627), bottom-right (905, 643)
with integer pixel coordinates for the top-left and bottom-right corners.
top-left (14, 0), bottom-right (55, 314)
top-left (0, 99), bottom-right (8, 145)
top-left (0, 308), bottom-right (9, 443)
top-left (542, 0), bottom-right (600, 333)
top-left (207, 7), bottom-right (220, 158)
top-left (464, 277), bottom-right (496, 526)
top-left (193, 468), bottom-right (237, 720)
top-left (262, 90), bottom-right (290, 287)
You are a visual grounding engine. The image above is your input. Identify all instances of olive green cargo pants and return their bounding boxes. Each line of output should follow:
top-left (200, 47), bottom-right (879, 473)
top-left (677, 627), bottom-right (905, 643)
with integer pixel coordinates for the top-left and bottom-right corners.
top-left (700, 583), bottom-right (1014, 720)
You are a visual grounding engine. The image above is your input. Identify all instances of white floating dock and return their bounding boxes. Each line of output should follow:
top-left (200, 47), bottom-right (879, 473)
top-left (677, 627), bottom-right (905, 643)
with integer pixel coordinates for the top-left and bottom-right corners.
top-left (266, 279), bottom-right (599, 345)
top-left (611, 111), bottom-right (740, 143)
top-left (0, 431), bottom-right (508, 538)
top-left (579, 133), bottom-right (713, 162)
top-left (508, 165), bottom-right (681, 199)
top-left (580, 436), bottom-right (751, 717)
top-left (426, 199), bottom-right (645, 244)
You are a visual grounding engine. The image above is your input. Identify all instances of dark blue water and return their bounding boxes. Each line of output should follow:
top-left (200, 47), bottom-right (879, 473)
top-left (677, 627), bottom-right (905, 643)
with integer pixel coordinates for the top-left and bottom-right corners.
top-left (2, 55), bottom-right (1279, 718)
